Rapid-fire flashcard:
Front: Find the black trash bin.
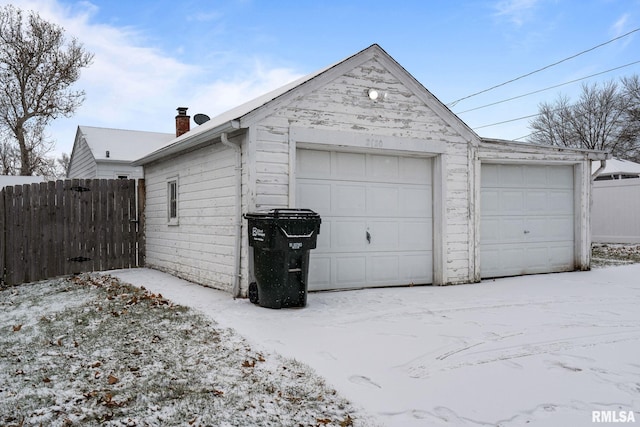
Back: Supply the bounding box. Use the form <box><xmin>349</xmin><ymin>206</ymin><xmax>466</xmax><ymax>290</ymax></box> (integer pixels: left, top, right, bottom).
<box><xmin>245</xmin><ymin>209</ymin><xmax>321</xmax><ymax>309</ymax></box>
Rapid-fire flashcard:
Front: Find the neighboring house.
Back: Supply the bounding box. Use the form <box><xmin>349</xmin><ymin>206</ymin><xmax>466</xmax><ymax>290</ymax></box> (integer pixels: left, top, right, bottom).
<box><xmin>592</xmin><ymin>158</ymin><xmax>640</xmax><ymax>243</ymax></box>
<box><xmin>67</xmin><ymin>126</ymin><xmax>174</xmax><ymax>179</ymax></box>
<box><xmin>0</xmin><ymin>175</ymin><xmax>46</xmax><ymax>189</ymax></box>
<box><xmin>592</xmin><ymin>158</ymin><xmax>640</xmax><ymax>180</ymax></box>
<box><xmin>134</xmin><ymin>44</ymin><xmax>607</xmax><ymax>296</ymax></box>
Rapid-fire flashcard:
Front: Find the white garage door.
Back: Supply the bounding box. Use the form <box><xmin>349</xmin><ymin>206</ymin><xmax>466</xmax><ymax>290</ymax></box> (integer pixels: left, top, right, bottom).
<box><xmin>480</xmin><ymin>164</ymin><xmax>575</xmax><ymax>278</ymax></box>
<box><xmin>296</xmin><ymin>149</ymin><xmax>433</xmax><ymax>291</ymax></box>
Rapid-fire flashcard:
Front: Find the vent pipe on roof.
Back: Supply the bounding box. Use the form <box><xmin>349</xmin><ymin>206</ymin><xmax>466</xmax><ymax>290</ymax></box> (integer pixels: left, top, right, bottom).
<box><xmin>175</xmin><ymin>107</ymin><xmax>190</xmax><ymax>137</ymax></box>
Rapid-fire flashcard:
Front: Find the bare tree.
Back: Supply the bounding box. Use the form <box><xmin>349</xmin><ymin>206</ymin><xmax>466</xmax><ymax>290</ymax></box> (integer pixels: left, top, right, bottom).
<box><xmin>529</xmin><ymin>79</ymin><xmax>640</xmax><ymax>161</ymax></box>
<box><xmin>0</xmin><ymin>5</ymin><xmax>92</xmax><ymax>175</ymax></box>
<box><xmin>619</xmin><ymin>75</ymin><xmax>640</xmax><ymax>162</ymax></box>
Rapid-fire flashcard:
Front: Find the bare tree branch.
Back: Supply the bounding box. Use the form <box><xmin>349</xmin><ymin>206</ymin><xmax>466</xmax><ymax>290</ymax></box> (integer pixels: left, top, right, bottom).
<box><xmin>528</xmin><ymin>77</ymin><xmax>640</xmax><ymax>162</ymax></box>
<box><xmin>0</xmin><ymin>5</ymin><xmax>92</xmax><ymax>175</ymax></box>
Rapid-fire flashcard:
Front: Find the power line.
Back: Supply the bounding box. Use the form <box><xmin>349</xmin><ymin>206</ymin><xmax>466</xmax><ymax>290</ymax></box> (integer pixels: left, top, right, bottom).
<box><xmin>456</xmin><ymin>60</ymin><xmax>640</xmax><ymax>114</ymax></box>
<box><xmin>474</xmin><ymin>113</ymin><xmax>540</xmax><ymax>130</ymax></box>
<box><xmin>446</xmin><ymin>27</ymin><xmax>640</xmax><ymax>108</ymax></box>
<box><xmin>475</xmin><ymin>81</ymin><xmax>640</xmax><ymax>131</ymax></box>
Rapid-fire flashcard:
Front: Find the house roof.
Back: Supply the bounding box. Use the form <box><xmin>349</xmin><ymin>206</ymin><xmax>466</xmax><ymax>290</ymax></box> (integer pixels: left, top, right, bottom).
<box><xmin>78</xmin><ymin>126</ymin><xmax>174</xmax><ymax>162</ymax></box>
<box><xmin>133</xmin><ymin>57</ymin><xmax>341</xmax><ymax>166</ymax></box>
<box><xmin>591</xmin><ymin>158</ymin><xmax>640</xmax><ymax>175</ymax></box>
<box><xmin>480</xmin><ymin>137</ymin><xmax>609</xmax><ymax>160</ymax></box>
<box><xmin>134</xmin><ymin>43</ymin><xmax>476</xmax><ymax>166</ymax></box>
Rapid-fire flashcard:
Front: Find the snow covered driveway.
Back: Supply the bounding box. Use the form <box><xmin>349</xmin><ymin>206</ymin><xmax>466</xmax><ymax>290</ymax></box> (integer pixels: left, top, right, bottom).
<box><xmin>112</xmin><ymin>265</ymin><xmax>640</xmax><ymax>426</ymax></box>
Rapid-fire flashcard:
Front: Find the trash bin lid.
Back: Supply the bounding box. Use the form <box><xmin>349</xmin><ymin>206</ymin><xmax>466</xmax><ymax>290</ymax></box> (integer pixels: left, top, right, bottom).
<box><xmin>245</xmin><ymin>208</ymin><xmax>320</xmax><ymax>219</ymax></box>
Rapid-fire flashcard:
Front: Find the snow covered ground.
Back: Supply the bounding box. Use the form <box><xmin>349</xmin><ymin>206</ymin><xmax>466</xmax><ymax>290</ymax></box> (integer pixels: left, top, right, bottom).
<box><xmin>112</xmin><ymin>265</ymin><xmax>640</xmax><ymax>427</ymax></box>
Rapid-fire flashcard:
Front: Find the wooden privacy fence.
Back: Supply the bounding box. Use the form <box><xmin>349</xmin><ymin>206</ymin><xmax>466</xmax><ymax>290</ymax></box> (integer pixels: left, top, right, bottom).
<box><xmin>0</xmin><ymin>179</ymin><xmax>145</xmax><ymax>286</ymax></box>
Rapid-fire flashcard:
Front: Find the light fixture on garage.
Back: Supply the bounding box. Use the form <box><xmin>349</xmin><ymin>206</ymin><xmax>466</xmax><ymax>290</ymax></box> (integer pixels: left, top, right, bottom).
<box><xmin>368</xmin><ymin>88</ymin><xmax>387</xmax><ymax>102</ymax></box>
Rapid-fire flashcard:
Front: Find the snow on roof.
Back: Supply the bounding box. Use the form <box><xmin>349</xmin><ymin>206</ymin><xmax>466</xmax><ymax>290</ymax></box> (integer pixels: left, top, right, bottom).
<box><xmin>0</xmin><ymin>175</ymin><xmax>46</xmax><ymax>189</ymax></box>
<box><xmin>592</xmin><ymin>158</ymin><xmax>640</xmax><ymax>175</ymax></box>
<box><xmin>135</xmin><ymin>46</ymin><xmax>365</xmax><ymax>165</ymax></box>
<box><xmin>79</xmin><ymin>126</ymin><xmax>174</xmax><ymax>162</ymax></box>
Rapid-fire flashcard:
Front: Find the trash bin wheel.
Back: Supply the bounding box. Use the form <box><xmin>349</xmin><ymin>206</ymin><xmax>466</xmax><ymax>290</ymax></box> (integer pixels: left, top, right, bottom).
<box><xmin>248</xmin><ymin>282</ymin><xmax>259</xmax><ymax>304</ymax></box>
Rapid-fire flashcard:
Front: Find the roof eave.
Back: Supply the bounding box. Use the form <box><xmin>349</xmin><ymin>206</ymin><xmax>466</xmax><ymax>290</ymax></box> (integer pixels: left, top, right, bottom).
<box><xmin>480</xmin><ymin>137</ymin><xmax>610</xmax><ymax>160</ymax></box>
<box><xmin>133</xmin><ymin>120</ymin><xmax>241</xmax><ymax>166</ymax></box>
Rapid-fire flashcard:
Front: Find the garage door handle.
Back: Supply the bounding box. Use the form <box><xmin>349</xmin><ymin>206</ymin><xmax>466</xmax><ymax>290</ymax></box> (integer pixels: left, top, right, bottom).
<box><xmin>366</xmin><ymin>231</ymin><xmax>371</xmax><ymax>244</ymax></box>
<box><xmin>524</xmin><ymin>230</ymin><xmax>530</xmax><ymax>234</ymax></box>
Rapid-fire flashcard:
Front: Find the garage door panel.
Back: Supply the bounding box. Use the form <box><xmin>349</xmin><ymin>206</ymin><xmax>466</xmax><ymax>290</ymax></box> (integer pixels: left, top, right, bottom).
<box><xmin>549</xmin><ymin>244</ymin><xmax>574</xmax><ymax>269</ymax></box>
<box><xmin>500</xmin><ymin>165</ymin><xmax>525</xmax><ymax>187</ymax></box>
<box><xmin>526</xmin><ymin>166</ymin><xmax>548</xmax><ymax>187</ymax></box>
<box><xmin>401</xmin><ymin>186</ymin><xmax>432</xmax><ymax>215</ymax></box>
<box><xmin>548</xmin><ymin>190</ymin><xmax>573</xmax><ymax>213</ymax></box>
<box><xmin>480</xmin><ymin>164</ymin><xmax>575</xmax><ymax>278</ymax></box>
<box><xmin>401</xmin><ymin>157</ymin><xmax>432</xmax><ymax>183</ymax></box>
<box><xmin>297</xmin><ymin>149</ymin><xmax>433</xmax><ymax>290</ymax></box>
<box><xmin>334</xmin><ymin>184</ymin><xmax>366</xmax><ymax>215</ymax></box>
<box><xmin>369</xmin><ymin>155</ymin><xmax>399</xmax><ymax>180</ymax></box>
<box><xmin>501</xmin><ymin>190</ymin><xmax>525</xmax><ymax>212</ymax></box>
<box><xmin>297</xmin><ymin>149</ymin><xmax>331</xmax><ymax>178</ymax></box>
<box><xmin>336</xmin><ymin>256</ymin><xmax>367</xmax><ymax>285</ymax></box>
<box><xmin>308</xmin><ymin>256</ymin><xmax>332</xmax><ymax>287</ymax></box>
<box><xmin>401</xmin><ymin>253</ymin><xmax>433</xmax><ymax>283</ymax></box>
<box><xmin>370</xmin><ymin>256</ymin><xmax>400</xmax><ymax>282</ymax></box>
<box><xmin>335</xmin><ymin>152</ymin><xmax>366</xmax><ymax>179</ymax></box>
<box><xmin>297</xmin><ymin>182</ymin><xmax>331</xmax><ymax>213</ymax></box>
<box><xmin>315</xmin><ymin>220</ymin><xmax>331</xmax><ymax>251</ymax></box>
<box><xmin>526</xmin><ymin>190</ymin><xmax>548</xmax><ymax>212</ymax></box>
<box><xmin>500</xmin><ymin>218</ymin><xmax>527</xmax><ymax>241</ymax></box>
<box><xmin>367</xmin><ymin>185</ymin><xmax>399</xmax><ymax>215</ymax></box>
<box><xmin>333</xmin><ymin>220</ymin><xmax>367</xmax><ymax>251</ymax></box>
<box><xmin>399</xmin><ymin>221</ymin><xmax>432</xmax><ymax>250</ymax></box>
<box><xmin>481</xmin><ymin>190</ymin><xmax>500</xmax><ymax>214</ymax></box>
<box><xmin>481</xmin><ymin>164</ymin><xmax>500</xmax><ymax>186</ymax></box>
<box><xmin>480</xmin><ymin>218</ymin><xmax>501</xmax><ymax>242</ymax></box>
<box><xmin>548</xmin><ymin>166</ymin><xmax>574</xmax><ymax>188</ymax></box>
<box><xmin>546</xmin><ymin>217</ymin><xmax>574</xmax><ymax>240</ymax></box>
<box><xmin>368</xmin><ymin>221</ymin><xmax>399</xmax><ymax>249</ymax></box>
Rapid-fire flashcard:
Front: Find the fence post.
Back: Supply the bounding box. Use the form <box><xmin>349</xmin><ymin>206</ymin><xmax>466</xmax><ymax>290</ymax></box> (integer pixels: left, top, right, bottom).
<box><xmin>0</xmin><ymin>188</ymin><xmax>5</xmax><ymax>285</ymax></box>
<box><xmin>137</xmin><ymin>179</ymin><xmax>146</xmax><ymax>267</ymax></box>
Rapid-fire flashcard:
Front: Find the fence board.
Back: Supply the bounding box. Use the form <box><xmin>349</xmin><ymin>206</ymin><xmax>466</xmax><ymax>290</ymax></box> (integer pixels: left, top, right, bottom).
<box><xmin>0</xmin><ymin>188</ymin><xmax>5</xmax><ymax>282</ymax></box>
<box><xmin>0</xmin><ymin>178</ymin><xmax>144</xmax><ymax>286</ymax></box>
<box><xmin>137</xmin><ymin>179</ymin><xmax>146</xmax><ymax>267</ymax></box>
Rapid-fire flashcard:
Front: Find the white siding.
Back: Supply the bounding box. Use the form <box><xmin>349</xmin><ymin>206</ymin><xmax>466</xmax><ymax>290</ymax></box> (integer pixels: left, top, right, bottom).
<box><xmin>249</xmin><ymin>57</ymin><xmax>472</xmax><ymax>285</ymax></box>
<box><xmin>592</xmin><ymin>179</ymin><xmax>640</xmax><ymax>243</ymax></box>
<box><xmin>96</xmin><ymin>162</ymin><xmax>144</xmax><ymax>179</ymax></box>
<box><xmin>144</xmin><ymin>140</ymin><xmax>239</xmax><ymax>291</ymax></box>
<box><xmin>68</xmin><ymin>137</ymin><xmax>97</xmax><ymax>178</ymax></box>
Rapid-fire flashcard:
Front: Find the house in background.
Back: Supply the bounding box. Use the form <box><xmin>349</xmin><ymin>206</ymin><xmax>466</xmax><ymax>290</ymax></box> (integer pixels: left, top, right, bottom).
<box><xmin>592</xmin><ymin>158</ymin><xmax>640</xmax><ymax>243</ymax></box>
<box><xmin>67</xmin><ymin>126</ymin><xmax>174</xmax><ymax>179</ymax></box>
<box><xmin>134</xmin><ymin>44</ymin><xmax>607</xmax><ymax>297</ymax></box>
<box><xmin>592</xmin><ymin>158</ymin><xmax>640</xmax><ymax>181</ymax></box>
<box><xmin>0</xmin><ymin>175</ymin><xmax>46</xmax><ymax>189</ymax></box>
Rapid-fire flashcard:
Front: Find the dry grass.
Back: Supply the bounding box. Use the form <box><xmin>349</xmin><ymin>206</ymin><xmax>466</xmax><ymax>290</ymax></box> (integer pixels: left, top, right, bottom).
<box><xmin>0</xmin><ymin>274</ymin><xmax>364</xmax><ymax>426</ymax></box>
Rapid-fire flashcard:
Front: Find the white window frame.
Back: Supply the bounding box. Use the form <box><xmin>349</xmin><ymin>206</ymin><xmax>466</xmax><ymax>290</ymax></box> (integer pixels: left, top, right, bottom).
<box><xmin>167</xmin><ymin>176</ymin><xmax>179</xmax><ymax>226</ymax></box>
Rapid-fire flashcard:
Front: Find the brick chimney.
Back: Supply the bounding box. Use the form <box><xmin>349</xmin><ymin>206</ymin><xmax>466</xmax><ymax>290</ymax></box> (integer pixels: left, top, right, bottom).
<box><xmin>175</xmin><ymin>107</ymin><xmax>190</xmax><ymax>137</ymax></box>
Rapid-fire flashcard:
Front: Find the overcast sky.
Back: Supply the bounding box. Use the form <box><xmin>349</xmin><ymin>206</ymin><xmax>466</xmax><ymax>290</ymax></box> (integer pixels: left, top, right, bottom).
<box><xmin>5</xmin><ymin>0</ymin><xmax>640</xmax><ymax>158</ymax></box>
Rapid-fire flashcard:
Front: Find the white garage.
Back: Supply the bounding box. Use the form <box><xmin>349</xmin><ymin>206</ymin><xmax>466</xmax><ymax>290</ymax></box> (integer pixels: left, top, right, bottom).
<box><xmin>480</xmin><ymin>163</ymin><xmax>575</xmax><ymax>278</ymax></box>
<box><xmin>295</xmin><ymin>149</ymin><xmax>433</xmax><ymax>290</ymax></box>
<box><xmin>135</xmin><ymin>44</ymin><xmax>608</xmax><ymax>297</ymax></box>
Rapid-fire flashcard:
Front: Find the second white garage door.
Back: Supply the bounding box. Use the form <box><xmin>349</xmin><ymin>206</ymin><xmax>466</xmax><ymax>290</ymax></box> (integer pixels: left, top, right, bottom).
<box><xmin>480</xmin><ymin>164</ymin><xmax>575</xmax><ymax>278</ymax></box>
<box><xmin>296</xmin><ymin>149</ymin><xmax>433</xmax><ymax>291</ymax></box>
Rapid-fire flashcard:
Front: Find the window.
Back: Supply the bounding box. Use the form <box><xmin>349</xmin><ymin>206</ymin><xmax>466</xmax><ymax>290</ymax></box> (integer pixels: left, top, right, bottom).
<box><xmin>167</xmin><ymin>178</ymin><xmax>178</xmax><ymax>225</ymax></box>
